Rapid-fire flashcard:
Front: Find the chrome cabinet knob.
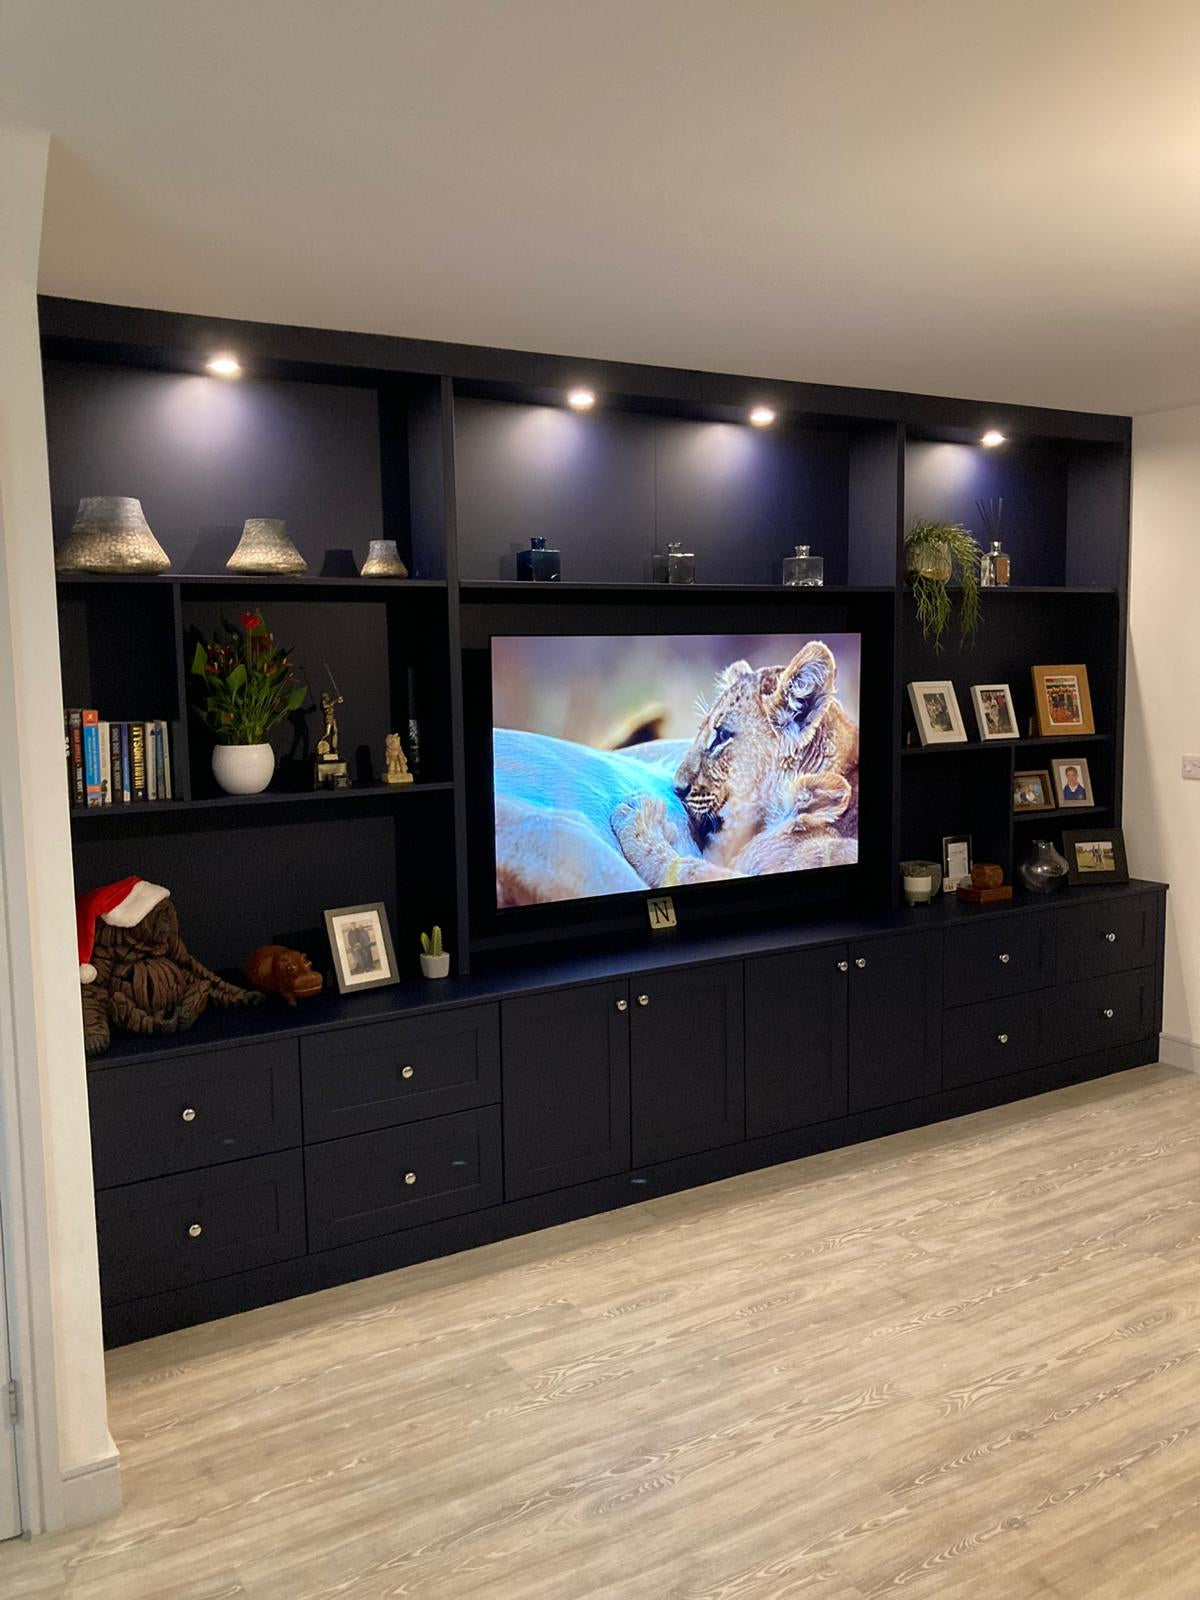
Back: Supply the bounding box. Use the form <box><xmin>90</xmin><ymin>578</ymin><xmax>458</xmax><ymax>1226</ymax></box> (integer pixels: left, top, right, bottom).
<box><xmin>401</xmin><ymin>1064</ymin><xmax>414</xmax><ymax>1079</ymax></box>
<box><xmin>181</xmin><ymin>1107</ymin><xmax>197</xmax><ymax>1122</ymax></box>
<box><xmin>637</xmin><ymin>993</ymin><xmax>650</xmax><ymax>1006</ymax></box>
<box><xmin>1105</xmin><ymin>932</ymin><xmax>1117</xmax><ymax>943</ymax></box>
<box><xmin>187</xmin><ymin>1223</ymin><xmax>203</xmax><ymax>1238</ymax></box>
<box><xmin>1102</xmin><ymin>1007</ymin><xmax>1114</xmax><ymax>1019</ymax></box>
<box><xmin>404</xmin><ymin>1171</ymin><xmax>417</xmax><ymax>1186</ymax></box>
<box><xmin>997</xmin><ymin>1033</ymin><xmax>1009</xmax><ymax>1044</ymax></box>
<box><xmin>998</xmin><ymin>953</ymin><xmax>1010</xmax><ymax>965</ymax></box>
<box><xmin>854</xmin><ymin>958</ymin><xmax>867</xmax><ymax>970</ymax></box>
<box><xmin>837</xmin><ymin>960</ymin><xmax>849</xmax><ymax>972</ymax></box>
<box><xmin>616</xmin><ymin>999</ymin><xmax>628</xmax><ymax>1012</ymax></box>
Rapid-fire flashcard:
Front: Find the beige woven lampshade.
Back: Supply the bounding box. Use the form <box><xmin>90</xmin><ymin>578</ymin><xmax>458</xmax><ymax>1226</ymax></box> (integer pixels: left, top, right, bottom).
<box><xmin>226</xmin><ymin>518</ymin><xmax>308</xmax><ymax>575</ymax></box>
<box><xmin>54</xmin><ymin>497</ymin><xmax>171</xmax><ymax>574</ymax></box>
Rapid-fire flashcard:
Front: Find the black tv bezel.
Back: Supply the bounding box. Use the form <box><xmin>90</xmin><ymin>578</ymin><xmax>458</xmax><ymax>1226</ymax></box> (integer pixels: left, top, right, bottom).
<box><xmin>461</xmin><ymin>591</ymin><xmax>895</xmax><ymax>955</ymax></box>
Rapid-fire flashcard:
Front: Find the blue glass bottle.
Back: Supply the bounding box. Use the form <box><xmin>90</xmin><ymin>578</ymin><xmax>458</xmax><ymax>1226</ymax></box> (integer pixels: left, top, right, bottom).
<box><xmin>516</xmin><ymin>537</ymin><xmax>562</xmax><ymax>582</ymax></box>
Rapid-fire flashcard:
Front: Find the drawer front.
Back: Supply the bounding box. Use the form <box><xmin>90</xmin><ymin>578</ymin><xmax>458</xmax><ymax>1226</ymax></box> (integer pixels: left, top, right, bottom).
<box><xmin>305</xmin><ymin>1106</ymin><xmax>502</xmax><ymax>1251</ymax></box>
<box><xmin>95</xmin><ymin>1150</ymin><xmax>306</xmax><ymax>1303</ymax></box>
<box><xmin>943</xmin><ymin>991</ymin><xmax>1053</xmax><ymax>1088</ymax></box>
<box><xmin>1055</xmin><ymin>895</ymin><xmax>1159</xmax><ymax>983</ymax></box>
<box><xmin>943</xmin><ymin>917</ymin><xmax>1052</xmax><ymax>1007</ymax></box>
<box><xmin>301</xmin><ymin>1005</ymin><xmax>500</xmax><ymax>1141</ymax></box>
<box><xmin>1053</xmin><ymin>967</ymin><xmax>1157</xmax><ymax>1059</ymax></box>
<box><xmin>89</xmin><ymin>1039</ymin><xmax>301</xmax><ymax>1188</ymax></box>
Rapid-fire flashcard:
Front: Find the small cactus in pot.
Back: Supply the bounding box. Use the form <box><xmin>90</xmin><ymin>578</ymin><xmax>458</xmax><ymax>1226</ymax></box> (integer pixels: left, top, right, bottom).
<box><xmin>419</xmin><ymin>925</ymin><xmax>450</xmax><ymax>979</ymax></box>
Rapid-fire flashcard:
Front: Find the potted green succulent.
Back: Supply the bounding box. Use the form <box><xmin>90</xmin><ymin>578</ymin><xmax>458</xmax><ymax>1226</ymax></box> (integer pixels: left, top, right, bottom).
<box><xmin>190</xmin><ymin>610</ymin><xmax>306</xmax><ymax>794</ymax></box>
<box><xmin>904</xmin><ymin>519</ymin><xmax>983</xmax><ymax>651</ymax></box>
<box><xmin>419</xmin><ymin>925</ymin><xmax>450</xmax><ymax>979</ymax></box>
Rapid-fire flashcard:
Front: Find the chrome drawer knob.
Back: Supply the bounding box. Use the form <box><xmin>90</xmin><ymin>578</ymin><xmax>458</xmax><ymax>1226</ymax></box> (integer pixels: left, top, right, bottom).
<box><xmin>616</xmin><ymin>999</ymin><xmax>629</xmax><ymax>1012</ymax></box>
<box><xmin>401</xmin><ymin>1065</ymin><xmax>414</xmax><ymax>1079</ymax></box>
<box><xmin>998</xmin><ymin>953</ymin><xmax>1010</xmax><ymax>965</ymax></box>
<box><xmin>181</xmin><ymin>1107</ymin><xmax>197</xmax><ymax>1122</ymax></box>
<box><xmin>187</xmin><ymin>1223</ymin><xmax>203</xmax><ymax>1239</ymax></box>
<box><xmin>997</xmin><ymin>1033</ymin><xmax>1009</xmax><ymax>1044</ymax></box>
<box><xmin>404</xmin><ymin>1171</ymin><xmax>417</xmax><ymax>1186</ymax></box>
<box><xmin>637</xmin><ymin>993</ymin><xmax>650</xmax><ymax>1006</ymax></box>
<box><xmin>1103</xmin><ymin>1007</ymin><xmax>1115</xmax><ymax>1019</ymax></box>
<box><xmin>837</xmin><ymin>960</ymin><xmax>849</xmax><ymax>972</ymax></box>
<box><xmin>855</xmin><ymin>958</ymin><xmax>867</xmax><ymax>970</ymax></box>
<box><xmin>1105</xmin><ymin>932</ymin><xmax>1117</xmax><ymax>943</ymax></box>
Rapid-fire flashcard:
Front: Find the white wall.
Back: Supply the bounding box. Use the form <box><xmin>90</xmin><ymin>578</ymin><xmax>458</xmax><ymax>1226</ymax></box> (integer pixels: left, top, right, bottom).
<box><xmin>0</xmin><ymin>126</ymin><xmax>119</xmax><ymax>1528</ymax></box>
<box><xmin>1127</xmin><ymin>405</ymin><xmax>1200</xmax><ymax>1070</ymax></box>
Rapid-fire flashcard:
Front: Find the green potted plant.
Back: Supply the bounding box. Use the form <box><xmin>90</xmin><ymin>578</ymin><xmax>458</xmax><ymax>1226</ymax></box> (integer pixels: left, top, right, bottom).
<box><xmin>419</xmin><ymin>925</ymin><xmax>450</xmax><ymax>979</ymax></box>
<box><xmin>904</xmin><ymin>519</ymin><xmax>983</xmax><ymax>651</ymax></box>
<box><xmin>190</xmin><ymin>610</ymin><xmax>306</xmax><ymax>794</ymax></box>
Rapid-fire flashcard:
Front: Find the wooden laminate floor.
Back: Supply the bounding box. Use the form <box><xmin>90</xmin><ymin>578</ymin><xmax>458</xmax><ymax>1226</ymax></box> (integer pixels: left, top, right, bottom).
<box><xmin>7</xmin><ymin>1063</ymin><xmax>1200</xmax><ymax>1599</ymax></box>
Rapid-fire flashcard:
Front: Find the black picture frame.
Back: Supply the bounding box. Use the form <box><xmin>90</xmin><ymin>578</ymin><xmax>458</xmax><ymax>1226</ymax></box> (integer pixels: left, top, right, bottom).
<box><xmin>1061</xmin><ymin>827</ymin><xmax>1129</xmax><ymax>886</ymax></box>
<box><xmin>941</xmin><ymin>833</ymin><xmax>972</xmax><ymax>893</ymax></box>
<box><xmin>324</xmin><ymin>901</ymin><xmax>400</xmax><ymax>994</ymax></box>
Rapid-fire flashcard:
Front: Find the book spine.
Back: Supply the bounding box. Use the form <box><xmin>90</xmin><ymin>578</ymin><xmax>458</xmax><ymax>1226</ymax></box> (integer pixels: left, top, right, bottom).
<box><xmin>159</xmin><ymin>721</ymin><xmax>173</xmax><ymax>799</ymax></box>
<box><xmin>144</xmin><ymin>722</ymin><xmax>157</xmax><ymax>801</ymax></box>
<box><xmin>118</xmin><ymin>723</ymin><xmax>133</xmax><ymax>804</ymax></box>
<box><xmin>82</xmin><ymin>711</ymin><xmax>102</xmax><ymax>807</ymax></box>
<box><xmin>97</xmin><ymin>721</ymin><xmax>111</xmax><ymax>804</ymax></box>
<box><xmin>153</xmin><ymin>722</ymin><xmax>167</xmax><ymax>801</ymax></box>
<box><xmin>130</xmin><ymin>722</ymin><xmax>148</xmax><ymax>802</ymax></box>
<box><xmin>109</xmin><ymin>722</ymin><xmax>125</xmax><ymax>803</ymax></box>
<box><xmin>67</xmin><ymin>709</ymin><xmax>84</xmax><ymax>807</ymax></box>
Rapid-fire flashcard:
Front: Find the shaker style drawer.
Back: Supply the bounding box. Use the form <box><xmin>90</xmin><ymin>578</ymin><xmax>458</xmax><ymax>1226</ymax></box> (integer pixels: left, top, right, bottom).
<box><xmin>1055</xmin><ymin>895</ymin><xmax>1159</xmax><ymax>983</ymax></box>
<box><xmin>89</xmin><ymin>1039</ymin><xmax>301</xmax><ymax>1188</ymax></box>
<box><xmin>1052</xmin><ymin>967</ymin><xmax>1157</xmax><ymax>1059</ymax></box>
<box><xmin>943</xmin><ymin>917</ymin><xmax>1052</xmax><ymax>1007</ymax></box>
<box><xmin>301</xmin><ymin>1005</ymin><xmax>500</xmax><ymax>1141</ymax></box>
<box><xmin>95</xmin><ymin>1150</ymin><xmax>306</xmax><ymax>1303</ymax></box>
<box><xmin>305</xmin><ymin>1106</ymin><xmax>502</xmax><ymax>1251</ymax></box>
<box><xmin>943</xmin><ymin>992</ymin><xmax>1054</xmax><ymax>1088</ymax></box>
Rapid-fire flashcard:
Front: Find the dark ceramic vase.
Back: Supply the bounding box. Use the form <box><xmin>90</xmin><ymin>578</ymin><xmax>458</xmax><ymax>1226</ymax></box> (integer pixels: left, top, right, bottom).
<box><xmin>1019</xmin><ymin>837</ymin><xmax>1069</xmax><ymax>893</ymax></box>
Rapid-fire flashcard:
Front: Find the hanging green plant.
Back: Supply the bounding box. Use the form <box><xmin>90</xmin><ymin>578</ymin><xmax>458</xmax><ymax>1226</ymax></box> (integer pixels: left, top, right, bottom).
<box><xmin>904</xmin><ymin>519</ymin><xmax>983</xmax><ymax>652</ymax></box>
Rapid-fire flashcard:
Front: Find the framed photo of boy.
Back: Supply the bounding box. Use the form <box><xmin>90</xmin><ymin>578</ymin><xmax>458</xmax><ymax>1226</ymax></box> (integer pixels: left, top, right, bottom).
<box><xmin>1052</xmin><ymin>757</ymin><xmax>1094</xmax><ymax>807</ymax></box>
<box><xmin>908</xmin><ymin>680</ymin><xmax>967</xmax><ymax>746</ymax></box>
<box><xmin>1031</xmin><ymin>664</ymin><xmax>1095</xmax><ymax>737</ymax></box>
<box><xmin>1062</xmin><ymin>827</ymin><xmax>1129</xmax><ymax>885</ymax></box>
<box><xmin>1013</xmin><ymin>770</ymin><xmax>1054</xmax><ymax>812</ymax></box>
<box><xmin>970</xmin><ymin>682</ymin><xmax>1019</xmax><ymax>741</ymax></box>
<box><xmin>324</xmin><ymin>902</ymin><xmax>399</xmax><ymax>994</ymax></box>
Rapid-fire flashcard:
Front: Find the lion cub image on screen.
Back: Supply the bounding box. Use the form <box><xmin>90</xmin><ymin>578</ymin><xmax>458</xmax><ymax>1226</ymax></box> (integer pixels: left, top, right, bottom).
<box><xmin>492</xmin><ymin>632</ymin><xmax>861</xmax><ymax>908</ymax></box>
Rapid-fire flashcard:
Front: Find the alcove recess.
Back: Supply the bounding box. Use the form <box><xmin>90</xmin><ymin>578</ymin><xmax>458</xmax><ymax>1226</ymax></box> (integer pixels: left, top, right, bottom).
<box><xmin>43</xmin><ymin>296</ymin><xmax>1130</xmax><ymax>982</ymax></box>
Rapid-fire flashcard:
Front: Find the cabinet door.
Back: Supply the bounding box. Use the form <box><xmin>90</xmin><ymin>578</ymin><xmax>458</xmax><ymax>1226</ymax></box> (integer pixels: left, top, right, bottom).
<box><xmin>502</xmin><ymin>982</ymin><xmax>631</xmax><ymax>1200</ymax></box>
<box><xmin>745</xmin><ymin>947</ymin><xmax>848</xmax><ymax>1137</ymax></box>
<box><xmin>848</xmin><ymin>932</ymin><xmax>941</xmax><ymax>1112</ymax></box>
<box><xmin>631</xmin><ymin>963</ymin><xmax>744</xmax><ymax>1166</ymax></box>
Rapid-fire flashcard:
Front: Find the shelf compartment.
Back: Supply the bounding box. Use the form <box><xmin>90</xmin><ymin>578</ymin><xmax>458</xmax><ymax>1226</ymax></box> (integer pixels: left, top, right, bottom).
<box><xmin>69</xmin><ymin>780</ymin><xmax>454</xmax><ymax>822</ymax></box>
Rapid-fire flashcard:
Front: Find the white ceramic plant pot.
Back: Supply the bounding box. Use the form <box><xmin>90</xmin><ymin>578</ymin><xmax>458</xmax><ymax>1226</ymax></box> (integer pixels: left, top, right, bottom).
<box><xmin>420</xmin><ymin>953</ymin><xmax>451</xmax><ymax>979</ymax></box>
<box><xmin>212</xmin><ymin>742</ymin><xmax>275</xmax><ymax>795</ymax></box>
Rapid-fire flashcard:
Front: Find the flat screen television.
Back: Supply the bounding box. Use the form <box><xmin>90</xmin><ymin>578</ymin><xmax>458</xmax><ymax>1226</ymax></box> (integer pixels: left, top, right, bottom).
<box><xmin>491</xmin><ymin>631</ymin><xmax>861</xmax><ymax>910</ymax></box>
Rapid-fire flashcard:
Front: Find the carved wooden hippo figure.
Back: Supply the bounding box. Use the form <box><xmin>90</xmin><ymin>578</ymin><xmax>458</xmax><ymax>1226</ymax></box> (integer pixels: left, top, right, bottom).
<box><xmin>245</xmin><ymin>945</ymin><xmax>324</xmax><ymax>1006</ymax></box>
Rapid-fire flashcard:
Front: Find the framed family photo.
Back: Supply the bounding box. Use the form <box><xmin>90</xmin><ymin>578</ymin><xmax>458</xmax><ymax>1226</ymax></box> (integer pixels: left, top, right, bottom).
<box><xmin>970</xmin><ymin>682</ymin><xmax>1019</xmax><ymax>741</ymax></box>
<box><xmin>1052</xmin><ymin>757</ymin><xmax>1094</xmax><ymax>807</ymax></box>
<box><xmin>1013</xmin><ymin>769</ymin><xmax>1054</xmax><ymax>812</ymax></box>
<box><xmin>908</xmin><ymin>680</ymin><xmax>967</xmax><ymax>746</ymax></box>
<box><xmin>1062</xmin><ymin>827</ymin><xmax>1129</xmax><ymax>885</ymax></box>
<box><xmin>324</xmin><ymin>902</ymin><xmax>399</xmax><ymax>994</ymax></box>
<box><xmin>1031</xmin><ymin>664</ymin><xmax>1095</xmax><ymax>737</ymax></box>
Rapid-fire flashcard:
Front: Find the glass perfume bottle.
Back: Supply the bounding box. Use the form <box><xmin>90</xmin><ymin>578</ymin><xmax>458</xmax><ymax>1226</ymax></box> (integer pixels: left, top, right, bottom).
<box><xmin>979</xmin><ymin>540</ymin><xmax>1011</xmax><ymax>587</ymax></box>
<box><xmin>782</xmin><ymin>544</ymin><xmax>824</xmax><ymax>587</ymax></box>
<box><xmin>516</xmin><ymin>536</ymin><xmax>561</xmax><ymax>582</ymax></box>
<box><xmin>652</xmin><ymin>542</ymin><xmax>696</xmax><ymax>585</ymax></box>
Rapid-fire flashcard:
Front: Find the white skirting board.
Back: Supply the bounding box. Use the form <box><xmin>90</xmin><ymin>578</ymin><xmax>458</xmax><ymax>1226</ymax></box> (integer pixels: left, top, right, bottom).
<box><xmin>1159</xmin><ymin>1034</ymin><xmax>1200</xmax><ymax>1074</ymax></box>
<box><xmin>59</xmin><ymin>1448</ymin><xmax>121</xmax><ymax>1528</ymax></box>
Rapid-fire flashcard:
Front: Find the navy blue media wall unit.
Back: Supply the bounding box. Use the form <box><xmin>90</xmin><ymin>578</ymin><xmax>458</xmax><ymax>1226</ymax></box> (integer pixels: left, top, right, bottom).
<box><xmin>41</xmin><ymin>297</ymin><xmax>1165</xmax><ymax>1346</ymax></box>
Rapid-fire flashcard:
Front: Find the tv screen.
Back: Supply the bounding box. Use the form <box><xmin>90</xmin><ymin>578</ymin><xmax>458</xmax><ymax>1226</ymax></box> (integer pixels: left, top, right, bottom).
<box><xmin>492</xmin><ymin>632</ymin><xmax>861</xmax><ymax>909</ymax></box>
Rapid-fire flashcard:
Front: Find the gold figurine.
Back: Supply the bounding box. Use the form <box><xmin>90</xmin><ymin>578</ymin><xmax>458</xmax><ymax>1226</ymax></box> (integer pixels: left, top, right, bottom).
<box><xmin>314</xmin><ymin>684</ymin><xmax>350</xmax><ymax>788</ymax></box>
<box><xmin>382</xmin><ymin>732</ymin><xmax>413</xmax><ymax>784</ymax></box>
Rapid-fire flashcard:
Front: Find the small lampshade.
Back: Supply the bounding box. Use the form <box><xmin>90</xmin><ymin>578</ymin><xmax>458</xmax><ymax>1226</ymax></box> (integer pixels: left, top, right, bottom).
<box><xmin>226</xmin><ymin>519</ymin><xmax>308</xmax><ymax>575</ymax></box>
<box><xmin>55</xmin><ymin>497</ymin><xmax>171</xmax><ymax>575</ymax></box>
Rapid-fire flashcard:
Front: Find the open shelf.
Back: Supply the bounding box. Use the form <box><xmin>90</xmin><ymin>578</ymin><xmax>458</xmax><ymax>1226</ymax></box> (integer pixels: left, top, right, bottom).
<box><xmin>56</xmin><ymin>574</ymin><xmax>448</xmax><ymax>589</ymax></box>
<box><xmin>69</xmin><ymin>780</ymin><xmax>454</xmax><ymax>821</ymax></box>
<box><xmin>1012</xmin><ymin>803</ymin><xmax>1110</xmax><ymax>823</ymax></box>
<box><xmin>460</xmin><ymin>580</ymin><xmax>895</xmax><ymax>599</ymax></box>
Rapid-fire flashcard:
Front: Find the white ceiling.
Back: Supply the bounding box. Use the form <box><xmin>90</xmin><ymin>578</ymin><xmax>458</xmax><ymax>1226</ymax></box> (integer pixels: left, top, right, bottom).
<box><xmin>3</xmin><ymin>0</ymin><xmax>1199</xmax><ymax>415</ymax></box>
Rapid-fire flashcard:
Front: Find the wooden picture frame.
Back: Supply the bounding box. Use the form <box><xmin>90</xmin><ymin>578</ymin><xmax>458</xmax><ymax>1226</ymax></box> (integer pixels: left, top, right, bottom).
<box><xmin>1051</xmin><ymin>756</ymin><xmax>1095</xmax><ymax>808</ymax></box>
<box><xmin>1062</xmin><ymin>827</ymin><xmax>1129</xmax><ymax>885</ymax></box>
<box><xmin>970</xmin><ymin>682</ymin><xmax>1019</xmax><ymax>741</ymax></box>
<box><xmin>1031</xmin><ymin>664</ymin><xmax>1095</xmax><ymax>737</ymax></box>
<box><xmin>908</xmin><ymin>680</ymin><xmax>967</xmax><ymax>746</ymax></box>
<box><xmin>1013</xmin><ymin>769</ymin><xmax>1054</xmax><ymax>812</ymax></box>
<box><xmin>324</xmin><ymin>901</ymin><xmax>399</xmax><ymax>994</ymax></box>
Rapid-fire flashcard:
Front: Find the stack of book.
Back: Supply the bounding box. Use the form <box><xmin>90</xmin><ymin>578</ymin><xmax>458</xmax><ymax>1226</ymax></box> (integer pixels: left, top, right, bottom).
<box><xmin>65</xmin><ymin>710</ymin><xmax>174</xmax><ymax>808</ymax></box>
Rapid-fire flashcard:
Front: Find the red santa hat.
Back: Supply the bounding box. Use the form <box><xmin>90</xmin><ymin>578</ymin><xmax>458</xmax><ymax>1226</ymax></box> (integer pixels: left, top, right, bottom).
<box><xmin>77</xmin><ymin>876</ymin><xmax>170</xmax><ymax>984</ymax></box>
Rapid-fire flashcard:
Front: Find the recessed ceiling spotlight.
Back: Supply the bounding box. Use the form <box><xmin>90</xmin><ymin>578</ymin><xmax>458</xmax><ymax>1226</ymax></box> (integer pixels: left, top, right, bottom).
<box><xmin>567</xmin><ymin>387</ymin><xmax>596</xmax><ymax>410</ymax></box>
<box><xmin>749</xmin><ymin>405</ymin><xmax>776</xmax><ymax>427</ymax></box>
<box><xmin>207</xmin><ymin>354</ymin><xmax>242</xmax><ymax>377</ymax></box>
<box><xmin>980</xmin><ymin>429</ymin><xmax>1006</xmax><ymax>447</ymax></box>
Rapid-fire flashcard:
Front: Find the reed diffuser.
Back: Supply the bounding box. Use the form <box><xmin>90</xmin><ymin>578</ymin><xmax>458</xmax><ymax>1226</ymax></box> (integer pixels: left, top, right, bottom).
<box><xmin>977</xmin><ymin>498</ymin><xmax>1011</xmax><ymax>587</ymax></box>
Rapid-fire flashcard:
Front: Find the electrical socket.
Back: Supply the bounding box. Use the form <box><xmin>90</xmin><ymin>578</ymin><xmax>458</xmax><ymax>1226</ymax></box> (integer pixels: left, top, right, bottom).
<box><xmin>1183</xmin><ymin>756</ymin><xmax>1200</xmax><ymax>781</ymax></box>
